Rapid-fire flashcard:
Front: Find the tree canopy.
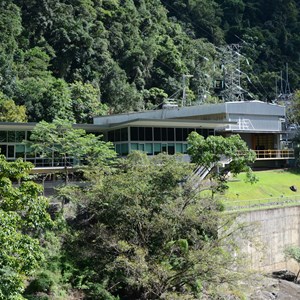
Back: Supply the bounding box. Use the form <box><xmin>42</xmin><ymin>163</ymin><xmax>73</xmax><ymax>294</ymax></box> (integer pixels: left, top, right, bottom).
<box><xmin>0</xmin><ymin>155</ymin><xmax>52</xmax><ymax>298</ymax></box>
<box><xmin>187</xmin><ymin>132</ymin><xmax>257</xmax><ymax>192</ymax></box>
<box><xmin>61</xmin><ymin>152</ymin><xmax>248</xmax><ymax>299</ymax></box>
<box><xmin>0</xmin><ymin>0</ymin><xmax>298</xmax><ymax>120</ymax></box>
<box><xmin>28</xmin><ymin>119</ymin><xmax>116</xmax><ymax>181</ymax></box>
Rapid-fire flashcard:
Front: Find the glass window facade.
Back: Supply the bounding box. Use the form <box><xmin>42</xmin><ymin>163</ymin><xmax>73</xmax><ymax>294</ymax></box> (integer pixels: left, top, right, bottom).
<box><xmin>0</xmin><ymin>126</ymin><xmax>215</xmax><ymax>162</ymax></box>
<box><xmin>0</xmin><ymin>130</ymin><xmax>31</xmax><ymax>160</ymax></box>
<box><xmin>107</xmin><ymin>128</ymin><xmax>128</xmax><ymax>142</ymax></box>
<box><xmin>0</xmin><ymin>130</ymin><xmax>78</xmax><ymax>167</ymax></box>
<box><xmin>109</xmin><ymin>126</ymin><xmax>215</xmax><ymax>156</ymax></box>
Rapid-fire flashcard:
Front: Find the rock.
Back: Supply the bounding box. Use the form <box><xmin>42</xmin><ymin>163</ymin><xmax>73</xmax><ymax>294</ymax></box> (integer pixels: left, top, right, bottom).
<box><xmin>272</xmin><ymin>270</ymin><xmax>296</xmax><ymax>282</ymax></box>
<box><xmin>249</xmin><ymin>275</ymin><xmax>300</xmax><ymax>300</ymax></box>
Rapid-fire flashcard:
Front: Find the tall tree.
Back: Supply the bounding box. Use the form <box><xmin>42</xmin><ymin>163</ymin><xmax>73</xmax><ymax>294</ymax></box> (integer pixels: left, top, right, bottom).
<box><xmin>29</xmin><ymin>119</ymin><xmax>116</xmax><ymax>182</ymax></box>
<box><xmin>0</xmin><ymin>156</ymin><xmax>52</xmax><ymax>298</ymax></box>
<box><xmin>70</xmin><ymin>81</ymin><xmax>108</xmax><ymax>124</ymax></box>
<box><xmin>187</xmin><ymin>132</ymin><xmax>257</xmax><ymax>193</ymax></box>
<box><xmin>15</xmin><ymin>76</ymin><xmax>74</xmax><ymax>122</ymax></box>
<box><xmin>62</xmin><ymin>150</ymin><xmax>254</xmax><ymax>299</ymax></box>
<box><xmin>0</xmin><ymin>92</ymin><xmax>27</xmax><ymax>122</ymax></box>
<box><xmin>0</xmin><ymin>0</ymin><xmax>22</xmax><ymax>95</ymax></box>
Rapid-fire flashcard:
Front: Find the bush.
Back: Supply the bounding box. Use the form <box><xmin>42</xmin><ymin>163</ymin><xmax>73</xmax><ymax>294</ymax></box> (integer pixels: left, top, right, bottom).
<box><xmin>25</xmin><ymin>272</ymin><xmax>54</xmax><ymax>294</ymax></box>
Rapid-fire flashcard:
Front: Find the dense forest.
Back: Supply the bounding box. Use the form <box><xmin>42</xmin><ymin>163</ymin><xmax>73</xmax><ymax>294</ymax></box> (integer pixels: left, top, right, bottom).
<box><xmin>1</xmin><ymin>0</ymin><xmax>300</xmax><ymax>123</ymax></box>
<box><xmin>1</xmin><ymin>1</ymin><xmax>299</xmax><ymax>299</ymax></box>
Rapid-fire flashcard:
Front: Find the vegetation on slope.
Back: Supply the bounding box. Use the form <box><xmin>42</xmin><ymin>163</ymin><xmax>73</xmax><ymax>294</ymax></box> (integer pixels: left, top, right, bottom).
<box><xmin>0</xmin><ymin>0</ymin><xmax>300</xmax><ymax>122</ymax></box>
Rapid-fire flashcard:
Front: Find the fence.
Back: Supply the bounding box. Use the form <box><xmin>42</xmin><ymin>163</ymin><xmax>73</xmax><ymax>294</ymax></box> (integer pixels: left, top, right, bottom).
<box><xmin>224</xmin><ymin>195</ymin><xmax>300</xmax><ymax>211</ymax></box>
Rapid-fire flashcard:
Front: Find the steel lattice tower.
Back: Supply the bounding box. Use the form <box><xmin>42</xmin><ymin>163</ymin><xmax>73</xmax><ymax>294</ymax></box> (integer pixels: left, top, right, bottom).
<box><xmin>219</xmin><ymin>44</ymin><xmax>244</xmax><ymax>102</ymax></box>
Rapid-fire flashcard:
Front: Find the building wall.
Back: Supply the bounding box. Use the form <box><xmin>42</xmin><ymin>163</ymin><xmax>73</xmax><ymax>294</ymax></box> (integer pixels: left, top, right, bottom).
<box><xmin>94</xmin><ymin>101</ymin><xmax>285</xmax><ymax>127</ymax></box>
<box><xmin>228</xmin><ymin>114</ymin><xmax>283</xmax><ymax>132</ymax></box>
<box><xmin>236</xmin><ymin>206</ymin><xmax>300</xmax><ymax>273</ymax></box>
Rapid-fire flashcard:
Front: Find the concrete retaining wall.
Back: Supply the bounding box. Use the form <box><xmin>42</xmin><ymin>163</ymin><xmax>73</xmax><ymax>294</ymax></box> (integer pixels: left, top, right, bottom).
<box><xmin>236</xmin><ymin>206</ymin><xmax>300</xmax><ymax>273</ymax></box>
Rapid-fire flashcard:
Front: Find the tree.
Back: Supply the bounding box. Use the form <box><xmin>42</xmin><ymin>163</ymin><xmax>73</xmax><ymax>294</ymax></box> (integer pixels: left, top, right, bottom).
<box><xmin>0</xmin><ymin>0</ymin><xmax>22</xmax><ymax>95</ymax></box>
<box><xmin>287</xmin><ymin>90</ymin><xmax>300</xmax><ymax>125</ymax></box>
<box><xmin>0</xmin><ymin>92</ymin><xmax>27</xmax><ymax>122</ymax></box>
<box><xmin>187</xmin><ymin>132</ymin><xmax>257</xmax><ymax>193</ymax></box>
<box><xmin>28</xmin><ymin>119</ymin><xmax>116</xmax><ymax>182</ymax></box>
<box><xmin>284</xmin><ymin>246</ymin><xmax>300</xmax><ymax>282</ymax></box>
<box><xmin>0</xmin><ymin>155</ymin><xmax>52</xmax><ymax>298</ymax></box>
<box><xmin>69</xmin><ymin>81</ymin><xmax>108</xmax><ymax>123</ymax></box>
<box><xmin>62</xmin><ymin>152</ymin><xmax>252</xmax><ymax>299</ymax></box>
<box><xmin>15</xmin><ymin>76</ymin><xmax>74</xmax><ymax>122</ymax></box>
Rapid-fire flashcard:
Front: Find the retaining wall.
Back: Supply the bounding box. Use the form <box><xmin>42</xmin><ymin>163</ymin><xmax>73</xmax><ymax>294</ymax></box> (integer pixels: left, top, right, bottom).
<box><xmin>237</xmin><ymin>206</ymin><xmax>300</xmax><ymax>273</ymax></box>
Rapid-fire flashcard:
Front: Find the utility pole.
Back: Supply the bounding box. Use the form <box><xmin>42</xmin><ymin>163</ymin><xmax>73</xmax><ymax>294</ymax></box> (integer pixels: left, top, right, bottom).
<box><xmin>182</xmin><ymin>74</ymin><xmax>193</xmax><ymax>106</ymax></box>
<box><xmin>285</xmin><ymin>63</ymin><xmax>291</xmax><ymax>96</ymax></box>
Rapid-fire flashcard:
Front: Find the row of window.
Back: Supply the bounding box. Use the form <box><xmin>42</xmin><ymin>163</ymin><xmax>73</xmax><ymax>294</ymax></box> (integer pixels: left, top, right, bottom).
<box><xmin>108</xmin><ymin>127</ymin><xmax>215</xmax><ymax>142</ymax></box>
<box><xmin>0</xmin><ymin>144</ymin><xmax>30</xmax><ymax>158</ymax></box>
<box><xmin>115</xmin><ymin>143</ymin><xmax>189</xmax><ymax>156</ymax></box>
<box><xmin>0</xmin><ymin>144</ymin><xmax>78</xmax><ymax>167</ymax></box>
<box><xmin>0</xmin><ymin>142</ymin><xmax>188</xmax><ymax>160</ymax></box>
<box><xmin>0</xmin><ymin>131</ymin><xmax>29</xmax><ymax>143</ymax></box>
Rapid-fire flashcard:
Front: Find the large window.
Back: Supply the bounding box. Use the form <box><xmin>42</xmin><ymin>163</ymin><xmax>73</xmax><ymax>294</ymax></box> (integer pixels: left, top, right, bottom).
<box><xmin>130</xmin><ymin>142</ymin><xmax>188</xmax><ymax>155</ymax></box>
<box><xmin>0</xmin><ymin>130</ymin><xmax>29</xmax><ymax>159</ymax></box>
<box><xmin>176</xmin><ymin>128</ymin><xmax>183</xmax><ymax>141</ymax></box>
<box><xmin>107</xmin><ymin>128</ymin><xmax>128</xmax><ymax>142</ymax></box>
<box><xmin>130</xmin><ymin>127</ymin><xmax>152</xmax><ymax>141</ymax></box>
<box><xmin>130</xmin><ymin>127</ymin><xmax>139</xmax><ymax>140</ymax></box>
<box><xmin>115</xmin><ymin>143</ymin><xmax>129</xmax><ymax>156</ymax></box>
<box><xmin>154</xmin><ymin>128</ymin><xmax>161</xmax><ymax>141</ymax></box>
<box><xmin>145</xmin><ymin>127</ymin><xmax>152</xmax><ymax>141</ymax></box>
<box><xmin>167</xmin><ymin>128</ymin><xmax>174</xmax><ymax>141</ymax></box>
<box><xmin>0</xmin><ymin>131</ymin><xmax>6</xmax><ymax>142</ymax></box>
<box><xmin>129</xmin><ymin>126</ymin><xmax>214</xmax><ymax>142</ymax></box>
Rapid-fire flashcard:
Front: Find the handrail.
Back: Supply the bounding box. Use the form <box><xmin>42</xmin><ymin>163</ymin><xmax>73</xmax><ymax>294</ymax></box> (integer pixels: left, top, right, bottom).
<box><xmin>254</xmin><ymin>149</ymin><xmax>294</xmax><ymax>160</ymax></box>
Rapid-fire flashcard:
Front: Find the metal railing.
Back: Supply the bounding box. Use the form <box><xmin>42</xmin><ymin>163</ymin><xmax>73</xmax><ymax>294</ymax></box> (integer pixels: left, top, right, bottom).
<box><xmin>254</xmin><ymin>149</ymin><xmax>294</xmax><ymax>160</ymax></box>
<box><xmin>224</xmin><ymin>195</ymin><xmax>300</xmax><ymax>211</ymax></box>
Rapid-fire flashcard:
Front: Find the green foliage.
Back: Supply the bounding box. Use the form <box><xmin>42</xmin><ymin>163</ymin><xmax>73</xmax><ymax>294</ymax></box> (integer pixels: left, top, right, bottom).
<box><xmin>63</xmin><ymin>153</ymin><xmax>248</xmax><ymax>299</ymax></box>
<box><xmin>69</xmin><ymin>81</ymin><xmax>108</xmax><ymax>123</ymax></box>
<box><xmin>287</xmin><ymin>90</ymin><xmax>300</xmax><ymax>125</ymax></box>
<box><xmin>25</xmin><ymin>272</ymin><xmax>54</xmax><ymax>294</ymax></box>
<box><xmin>144</xmin><ymin>87</ymin><xmax>168</xmax><ymax>109</ymax></box>
<box><xmin>187</xmin><ymin>132</ymin><xmax>257</xmax><ymax>194</ymax></box>
<box><xmin>284</xmin><ymin>245</ymin><xmax>300</xmax><ymax>281</ymax></box>
<box><xmin>0</xmin><ymin>0</ymin><xmax>297</xmax><ymax>116</ymax></box>
<box><xmin>0</xmin><ymin>155</ymin><xmax>52</xmax><ymax>299</ymax></box>
<box><xmin>284</xmin><ymin>246</ymin><xmax>300</xmax><ymax>264</ymax></box>
<box><xmin>15</xmin><ymin>76</ymin><xmax>73</xmax><ymax>122</ymax></box>
<box><xmin>0</xmin><ymin>92</ymin><xmax>27</xmax><ymax>122</ymax></box>
<box><xmin>29</xmin><ymin>119</ymin><xmax>116</xmax><ymax>182</ymax></box>
<box><xmin>0</xmin><ymin>0</ymin><xmax>22</xmax><ymax>95</ymax></box>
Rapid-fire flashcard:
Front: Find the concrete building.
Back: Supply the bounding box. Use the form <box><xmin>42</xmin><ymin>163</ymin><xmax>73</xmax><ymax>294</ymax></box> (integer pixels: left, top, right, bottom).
<box><xmin>94</xmin><ymin>101</ymin><xmax>293</xmax><ymax>166</ymax></box>
<box><xmin>0</xmin><ymin>101</ymin><xmax>294</xmax><ymax>169</ymax></box>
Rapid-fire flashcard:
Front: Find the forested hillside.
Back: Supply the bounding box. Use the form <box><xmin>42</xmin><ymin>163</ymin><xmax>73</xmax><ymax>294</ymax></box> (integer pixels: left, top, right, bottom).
<box><xmin>1</xmin><ymin>0</ymin><xmax>300</xmax><ymax>122</ymax></box>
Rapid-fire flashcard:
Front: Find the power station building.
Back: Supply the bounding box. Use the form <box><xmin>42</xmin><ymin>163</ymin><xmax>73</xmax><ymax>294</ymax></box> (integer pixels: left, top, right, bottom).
<box><xmin>0</xmin><ymin>101</ymin><xmax>294</xmax><ymax>169</ymax></box>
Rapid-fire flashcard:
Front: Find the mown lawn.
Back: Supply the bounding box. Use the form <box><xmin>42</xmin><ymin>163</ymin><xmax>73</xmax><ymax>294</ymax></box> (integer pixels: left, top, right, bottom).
<box><xmin>224</xmin><ymin>169</ymin><xmax>300</xmax><ymax>202</ymax></box>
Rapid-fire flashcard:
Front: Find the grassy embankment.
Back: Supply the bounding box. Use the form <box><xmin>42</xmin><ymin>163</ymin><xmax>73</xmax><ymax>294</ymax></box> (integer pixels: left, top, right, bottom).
<box><xmin>222</xmin><ymin>169</ymin><xmax>300</xmax><ymax>209</ymax></box>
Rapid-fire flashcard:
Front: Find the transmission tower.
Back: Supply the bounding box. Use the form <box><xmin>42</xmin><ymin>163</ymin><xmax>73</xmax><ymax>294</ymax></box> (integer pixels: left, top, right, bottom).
<box><xmin>276</xmin><ymin>63</ymin><xmax>292</xmax><ymax>102</ymax></box>
<box><xmin>219</xmin><ymin>44</ymin><xmax>245</xmax><ymax>102</ymax></box>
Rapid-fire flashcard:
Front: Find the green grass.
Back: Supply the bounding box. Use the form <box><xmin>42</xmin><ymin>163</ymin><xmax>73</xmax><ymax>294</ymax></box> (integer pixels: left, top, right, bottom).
<box><xmin>223</xmin><ymin>169</ymin><xmax>300</xmax><ymax>204</ymax></box>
